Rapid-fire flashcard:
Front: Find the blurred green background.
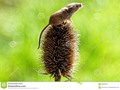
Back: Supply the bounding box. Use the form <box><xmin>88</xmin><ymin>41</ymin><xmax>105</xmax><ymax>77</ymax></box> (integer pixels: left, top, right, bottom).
<box><xmin>0</xmin><ymin>0</ymin><xmax>120</xmax><ymax>82</ymax></box>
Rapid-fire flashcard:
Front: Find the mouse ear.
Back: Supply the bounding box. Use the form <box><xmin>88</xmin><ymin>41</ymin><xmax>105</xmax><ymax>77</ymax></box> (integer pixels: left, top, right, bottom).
<box><xmin>67</xmin><ymin>5</ymin><xmax>72</xmax><ymax>8</ymax></box>
<box><xmin>67</xmin><ymin>3</ymin><xmax>73</xmax><ymax>8</ymax></box>
<box><xmin>67</xmin><ymin>7</ymin><xmax>73</xmax><ymax>13</ymax></box>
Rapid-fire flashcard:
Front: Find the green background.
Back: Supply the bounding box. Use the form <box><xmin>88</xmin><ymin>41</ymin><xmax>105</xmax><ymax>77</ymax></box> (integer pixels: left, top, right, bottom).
<box><xmin>0</xmin><ymin>0</ymin><xmax>120</xmax><ymax>82</ymax></box>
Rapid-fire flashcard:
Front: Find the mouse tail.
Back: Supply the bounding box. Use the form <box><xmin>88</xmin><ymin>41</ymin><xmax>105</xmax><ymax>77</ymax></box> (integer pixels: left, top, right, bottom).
<box><xmin>38</xmin><ymin>24</ymin><xmax>49</xmax><ymax>49</ymax></box>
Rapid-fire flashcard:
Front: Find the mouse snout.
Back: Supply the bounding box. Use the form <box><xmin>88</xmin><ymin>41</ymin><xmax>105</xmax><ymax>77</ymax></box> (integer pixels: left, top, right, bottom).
<box><xmin>76</xmin><ymin>3</ymin><xmax>83</xmax><ymax>8</ymax></box>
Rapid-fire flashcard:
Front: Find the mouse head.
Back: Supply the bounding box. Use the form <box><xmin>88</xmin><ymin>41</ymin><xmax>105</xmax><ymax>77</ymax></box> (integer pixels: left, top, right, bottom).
<box><xmin>66</xmin><ymin>3</ymin><xmax>83</xmax><ymax>16</ymax></box>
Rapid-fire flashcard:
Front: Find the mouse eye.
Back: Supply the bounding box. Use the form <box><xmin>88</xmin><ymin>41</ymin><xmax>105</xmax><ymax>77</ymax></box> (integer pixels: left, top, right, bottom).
<box><xmin>76</xmin><ymin>5</ymin><xmax>78</xmax><ymax>7</ymax></box>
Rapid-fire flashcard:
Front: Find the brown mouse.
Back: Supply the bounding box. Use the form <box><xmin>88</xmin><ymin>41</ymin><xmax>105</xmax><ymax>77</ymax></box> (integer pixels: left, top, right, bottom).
<box><xmin>38</xmin><ymin>3</ymin><xmax>82</xmax><ymax>49</ymax></box>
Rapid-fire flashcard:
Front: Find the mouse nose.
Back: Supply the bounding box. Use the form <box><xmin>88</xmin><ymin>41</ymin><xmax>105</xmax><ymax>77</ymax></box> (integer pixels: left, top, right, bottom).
<box><xmin>77</xmin><ymin>3</ymin><xmax>83</xmax><ymax>8</ymax></box>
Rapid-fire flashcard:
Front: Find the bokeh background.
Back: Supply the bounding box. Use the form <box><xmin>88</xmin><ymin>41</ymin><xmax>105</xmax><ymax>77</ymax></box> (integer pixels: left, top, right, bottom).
<box><xmin>0</xmin><ymin>0</ymin><xmax>120</xmax><ymax>82</ymax></box>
